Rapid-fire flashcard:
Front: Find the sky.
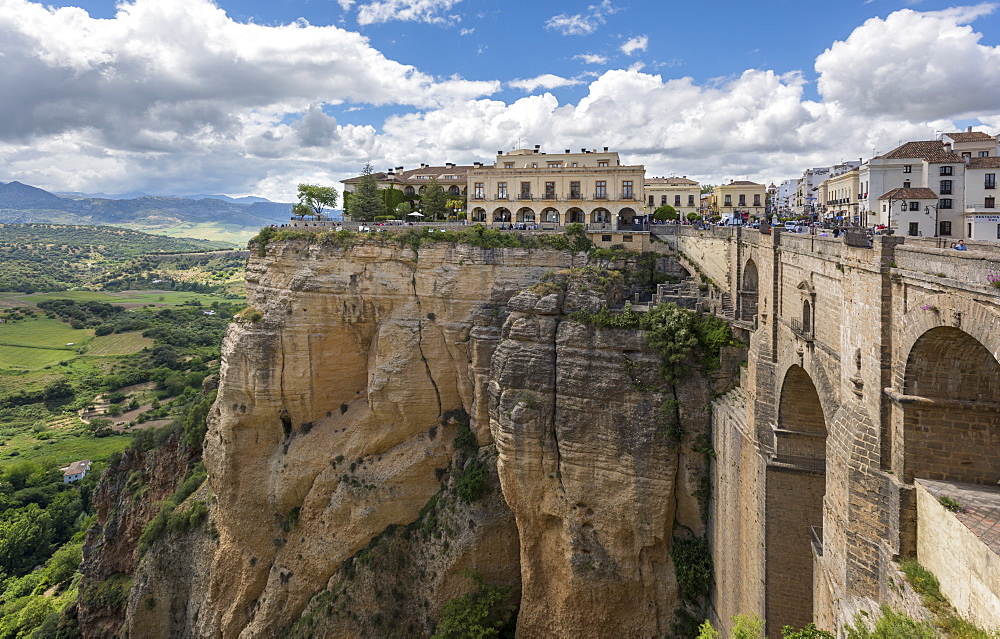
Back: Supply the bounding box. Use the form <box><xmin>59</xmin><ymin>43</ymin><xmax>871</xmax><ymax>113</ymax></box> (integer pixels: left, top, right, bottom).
<box><xmin>2</xmin><ymin>0</ymin><xmax>1000</xmax><ymax>202</ymax></box>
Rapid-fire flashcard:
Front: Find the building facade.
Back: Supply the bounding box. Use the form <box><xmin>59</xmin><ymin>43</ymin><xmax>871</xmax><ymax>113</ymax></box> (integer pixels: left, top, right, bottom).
<box><xmin>712</xmin><ymin>180</ymin><xmax>767</xmax><ymax>221</ymax></box>
<box><xmin>644</xmin><ymin>176</ymin><xmax>700</xmax><ymax>219</ymax></box>
<box><xmin>466</xmin><ymin>147</ymin><xmax>646</xmax><ymax>229</ymax></box>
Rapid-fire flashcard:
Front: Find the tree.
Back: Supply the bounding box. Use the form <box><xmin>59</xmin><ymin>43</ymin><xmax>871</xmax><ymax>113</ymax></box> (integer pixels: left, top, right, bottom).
<box><xmin>421</xmin><ymin>177</ymin><xmax>447</xmax><ymax>220</ymax></box>
<box><xmin>381</xmin><ymin>186</ymin><xmax>406</xmax><ymax>218</ymax></box>
<box><xmin>700</xmin><ymin>184</ymin><xmax>716</xmax><ymax>195</ymax></box>
<box><xmin>653</xmin><ymin>204</ymin><xmax>678</xmax><ymax>222</ymax></box>
<box><xmin>346</xmin><ymin>163</ymin><xmax>384</xmax><ymax>221</ymax></box>
<box><xmin>292</xmin><ymin>184</ymin><xmax>338</xmax><ymax>219</ymax></box>
<box><xmin>687</xmin><ymin>212</ymin><xmax>700</xmax><ymax>223</ymax></box>
<box><xmin>396</xmin><ymin>201</ymin><xmax>413</xmax><ymax>217</ymax></box>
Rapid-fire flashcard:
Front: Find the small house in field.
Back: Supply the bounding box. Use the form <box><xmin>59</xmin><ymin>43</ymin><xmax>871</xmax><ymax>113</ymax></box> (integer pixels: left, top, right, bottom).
<box><xmin>62</xmin><ymin>460</ymin><xmax>91</xmax><ymax>484</ymax></box>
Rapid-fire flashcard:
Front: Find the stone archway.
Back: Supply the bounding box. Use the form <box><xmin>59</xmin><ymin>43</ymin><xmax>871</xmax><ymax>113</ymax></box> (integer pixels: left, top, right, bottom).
<box><xmin>591</xmin><ymin>208</ymin><xmax>611</xmax><ymax>225</ymax></box>
<box><xmin>542</xmin><ymin>208</ymin><xmax>560</xmax><ymax>224</ymax></box>
<box><xmin>740</xmin><ymin>259</ymin><xmax>759</xmax><ymax>324</ymax></box>
<box><xmin>900</xmin><ymin>327</ymin><xmax>1000</xmax><ymax>485</ymax></box>
<box><xmin>471</xmin><ymin>207</ymin><xmax>487</xmax><ymax>222</ymax></box>
<box><xmin>618</xmin><ymin>207</ymin><xmax>638</xmax><ymax>230</ymax></box>
<box><xmin>766</xmin><ymin>365</ymin><xmax>827</xmax><ymax>635</ymax></box>
<box><xmin>516</xmin><ymin>207</ymin><xmax>536</xmax><ymax>223</ymax></box>
<box><xmin>567</xmin><ymin>208</ymin><xmax>585</xmax><ymax>224</ymax></box>
<box><xmin>493</xmin><ymin>207</ymin><xmax>511</xmax><ymax>223</ymax></box>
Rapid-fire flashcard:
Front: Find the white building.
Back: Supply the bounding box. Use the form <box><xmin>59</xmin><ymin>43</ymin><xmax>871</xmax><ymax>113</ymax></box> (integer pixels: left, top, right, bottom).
<box><xmin>62</xmin><ymin>460</ymin><xmax>91</xmax><ymax>483</ymax></box>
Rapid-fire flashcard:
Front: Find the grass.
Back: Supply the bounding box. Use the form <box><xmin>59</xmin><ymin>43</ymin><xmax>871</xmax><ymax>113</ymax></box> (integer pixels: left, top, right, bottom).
<box><xmin>122</xmin><ymin>221</ymin><xmax>260</xmax><ymax>244</ymax></box>
<box><xmin>85</xmin><ymin>331</ymin><xmax>153</xmax><ymax>356</ymax></box>
<box><xmin>0</xmin><ymin>290</ymin><xmax>241</xmax><ymax>309</ymax></box>
<box><xmin>0</xmin><ymin>318</ymin><xmax>94</xmax><ymax>371</ymax></box>
<box><xmin>0</xmin><ymin>431</ymin><xmax>132</xmax><ymax>470</ymax></box>
<box><xmin>898</xmin><ymin>558</ymin><xmax>999</xmax><ymax>638</ymax></box>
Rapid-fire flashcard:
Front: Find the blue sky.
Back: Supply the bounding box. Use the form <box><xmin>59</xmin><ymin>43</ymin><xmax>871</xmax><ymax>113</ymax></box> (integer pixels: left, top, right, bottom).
<box><xmin>2</xmin><ymin>0</ymin><xmax>1000</xmax><ymax>200</ymax></box>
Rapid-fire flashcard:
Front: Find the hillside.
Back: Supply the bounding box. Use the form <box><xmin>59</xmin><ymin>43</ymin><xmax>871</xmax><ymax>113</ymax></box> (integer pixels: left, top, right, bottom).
<box><xmin>0</xmin><ymin>224</ymin><xmax>242</xmax><ymax>293</ymax></box>
<box><xmin>0</xmin><ymin>181</ymin><xmax>293</xmax><ymax>242</ymax></box>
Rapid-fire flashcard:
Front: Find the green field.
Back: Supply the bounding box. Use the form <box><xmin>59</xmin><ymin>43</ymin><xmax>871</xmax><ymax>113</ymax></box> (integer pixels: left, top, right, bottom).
<box><xmin>86</xmin><ymin>331</ymin><xmax>153</xmax><ymax>356</ymax></box>
<box><xmin>1</xmin><ymin>289</ymin><xmax>239</xmax><ymax>307</ymax></box>
<box><xmin>0</xmin><ymin>319</ymin><xmax>93</xmax><ymax>370</ymax></box>
<box><xmin>0</xmin><ymin>431</ymin><xmax>132</xmax><ymax>470</ymax></box>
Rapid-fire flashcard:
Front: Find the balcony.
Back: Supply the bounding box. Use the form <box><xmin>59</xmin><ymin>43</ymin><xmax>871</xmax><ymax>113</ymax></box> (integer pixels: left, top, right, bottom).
<box><xmin>594</xmin><ymin>192</ymin><xmax>608</xmax><ymax>200</ymax></box>
<box><xmin>518</xmin><ymin>193</ymin><xmax>533</xmax><ymax>201</ymax></box>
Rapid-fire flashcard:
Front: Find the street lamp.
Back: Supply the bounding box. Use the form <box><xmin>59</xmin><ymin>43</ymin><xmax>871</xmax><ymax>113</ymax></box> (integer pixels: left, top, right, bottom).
<box><xmin>924</xmin><ymin>204</ymin><xmax>939</xmax><ymax>237</ymax></box>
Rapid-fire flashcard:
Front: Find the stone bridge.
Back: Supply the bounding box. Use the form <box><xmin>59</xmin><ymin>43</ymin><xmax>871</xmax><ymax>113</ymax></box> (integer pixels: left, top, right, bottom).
<box><xmin>658</xmin><ymin>227</ymin><xmax>1000</xmax><ymax>635</ymax></box>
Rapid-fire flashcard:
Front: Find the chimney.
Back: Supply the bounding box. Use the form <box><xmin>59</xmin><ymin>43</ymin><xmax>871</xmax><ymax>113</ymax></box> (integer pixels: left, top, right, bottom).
<box><xmin>396</xmin><ymin>166</ymin><xmax>403</xmax><ymax>171</ymax></box>
<box><xmin>534</xmin><ymin>144</ymin><xmax>540</xmax><ymax>149</ymax></box>
<box><xmin>565</xmin><ymin>149</ymin><xmax>570</xmax><ymax>154</ymax></box>
<box><xmin>603</xmin><ymin>146</ymin><xmax>608</xmax><ymax>152</ymax></box>
<box><xmin>968</xmin><ymin>126</ymin><xmax>973</xmax><ymax>133</ymax></box>
<box><xmin>497</xmin><ymin>150</ymin><xmax>503</xmax><ymax>155</ymax></box>
<box><xmin>446</xmin><ymin>162</ymin><xmax>454</xmax><ymax>167</ymax></box>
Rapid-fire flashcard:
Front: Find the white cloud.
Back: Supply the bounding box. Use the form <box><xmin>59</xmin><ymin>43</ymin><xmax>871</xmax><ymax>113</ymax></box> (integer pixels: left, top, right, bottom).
<box><xmin>337</xmin><ymin>0</ymin><xmax>355</xmax><ymax>10</ymax></box>
<box><xmin>509</xmin><ymin>74</ymin><xmax>583</xmax><ymax>92</ymax></box>
<box><xmin>815</xmin><ymin>5</ymin><xmax>1000</xmax><ymax>120</ymax></box>
<box><xmin>574</xmin><ymin>53</ymin><xmax>608</xmax><ymax>64</ymax></box>
<box><xmin>459</xmin><ymin>27</ymin><xmax>474</xmax><ymax>35</ymax></box>
<box><xmin>355</xmin><ymin>0</ymin><xmax>463</xmax><ymax>25</ymax></box>
<box><xmin>546</xmin><ymin>0</ymin><xmax>618</xmax><ymax>35</ymax></box>
<box><xmin>620</xmin><ymin>35</ymin><xmax>648</xmax><ymax>56</ymax></box>
<box><xmin>1</xmin><ymin>2</ymin><xmax>998</xmax><ymax>202</ymax></box>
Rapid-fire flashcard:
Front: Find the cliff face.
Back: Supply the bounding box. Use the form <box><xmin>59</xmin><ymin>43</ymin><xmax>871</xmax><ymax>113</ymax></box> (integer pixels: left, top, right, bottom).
<box><xmin>488</xmin><ymin>284</ymin><xmax>710</xmax><ymax>637</ymax></box>
<box><xmin>119</xmin><ymin>237</ymin><xmax>714</xmax><ymax>637</ymax></box>
<box><xmin>78</xmin><ymin>434</ymin><xmax>195</xmax><ymax>637</ymax></box>
<box><xmin>197</xmin><ymin>240</ymin><xmax>580</xmax><ymax>637</ymax></box>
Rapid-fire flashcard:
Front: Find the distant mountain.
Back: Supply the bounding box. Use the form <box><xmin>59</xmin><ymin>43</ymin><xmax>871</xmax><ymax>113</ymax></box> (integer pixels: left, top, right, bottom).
<box><xmin>185</xmin><ymin>194</ymin><xmax>272</xmax><ymax>204</ymax></box>
<box><xmin>0</xmin><ymin>181</ymin><xmax>294</xmax><ymax>241</ymax></box>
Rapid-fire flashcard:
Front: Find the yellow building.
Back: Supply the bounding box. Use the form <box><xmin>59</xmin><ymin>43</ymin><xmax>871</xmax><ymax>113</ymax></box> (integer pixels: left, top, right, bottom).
<box><xmin>644</xmin><ymin>177</ymin><xmax>700</xmax><ymax>218</ymax></box>
<box><xmin>467</xmin><ymin>147</ymin><xmax>646</xmax><ymax>229</ymax></box>
<box><xmin>823</xmin><ymin>167</ymin><xmax>861</xmax><ymax>225</ymax></box>
<box><xmin>712</xmin><ymin>180</ymin><xmax>766</xmax><ymax>220</ymax></box>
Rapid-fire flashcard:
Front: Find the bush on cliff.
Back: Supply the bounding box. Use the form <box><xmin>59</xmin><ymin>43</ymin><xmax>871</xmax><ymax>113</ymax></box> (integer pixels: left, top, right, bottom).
<box><xmin>432</xmin><ymin>570</ymin><xmax>516</xmax><ymax>639</ymax></box>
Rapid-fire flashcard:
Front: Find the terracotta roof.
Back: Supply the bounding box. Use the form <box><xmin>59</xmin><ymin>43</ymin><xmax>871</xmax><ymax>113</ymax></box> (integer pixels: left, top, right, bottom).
<box><xmin>342</xmin><ymin>165</ymin><xmax>474</xmax><ymax>184</ymax></box>
<box><xmin>727</xmin><ymin>180</ymin><xmax>763</xmax><ymax>186</ymax></box>
<box><xmin>968</xmin><ymin>156</ymin><xmax>1000</xmax><ymax>169</ymax></box>
<box><xmin>877</xmin><ymin>187</ymin><xmax>939</xmax><ymax>200</ymax></box>
<box><xmin>943</xmin><ymin>131</ymin><xmax>996</xmax><ymax>142</ymax></box>
<box><xmin>62</xmin><ymin>460</ymin><xmax>91</xmax><ymax>476</ymax></box>
<box><xmin>877</xmin><ymin>141</ymin><xmax>962</xmax><ymax>163</ymax></box>
<box><xmin>645</xmin><ymin>177</ymin><xmax>698</xmax><ymax>185</ymax></box>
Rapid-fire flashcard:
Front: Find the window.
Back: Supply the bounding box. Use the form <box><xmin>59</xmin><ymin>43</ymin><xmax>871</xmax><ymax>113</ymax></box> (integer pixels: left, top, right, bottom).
<box><xmin>598</xmin><ymin>160</ymin><xmax>609</xmax><ymax>167</ymax></box>
<box><xmin>548</xmin><ymin>162</ymin><xmax>562</xmax><ymax>168</ymax></box>
<box><xmin>474</xmin><ymin>183</ymin><xmax>483</xmax><ymax>199</ymax></box>
<box><xmin>571</xmin><ymin>162</ymin><xmax>578</xmax><ymax>167</ymax></box>
<box><xmin>909</xmin><ymin>201</ymin><xmax>920</xmax><ymax>211</ymax></box>
<box><xmin>674</xmin><ymin>195</ymin><xmax>681</xmax><ymax>206</ymax></box>
<box><xmin>405</xmin><ymin>186</ymin><xmax>415</xmax><ymax>196</ymax></box>
<box><xmin>504</xmin><ymin>162</ymin><xmax>514</xmax><ymax>169</ymax></box>
<box><xmin>545</xmin><ymin>182</ymin><xmax>556</xmax><ymax>199</ymax></box>
<box><xmin>449</xmin><ymin>186</ymin><xmax>460</xmax><ymax>196</ymax></box>
<box><xmin>940</xmin><ymin>165</ymin><xmax>953</xmax><ymax>176</ymax></box>
<box><xmin>570</xmin><ymin>181</ymin><xmax>581</xmax><ymax>198</ymax></box>
<box><xmin>986</xmin><ymin>197</ymin><xmax>996</xmax><ymax>208</ymax></box>
<box><xmin>753</xmin><ymin>194</ymin><xmax>761</xmax><ymax>207</ymax></box>
<box><xmin>602</xmin><ymin>235</ymin><xmax>612</xmax><ymax>242</ymax></box>
<box><xmin>623</xmin><ymin>235</ymin><xmax>633</xmax><ymax>242</ymax></box>
<box><xmin>963</xmin><ymin>152</ymin><xmax>971</xmax><ymax>161</ymax></box>
<box><xmin>908</xmin><ymin>222</ymin><xmax>919</xmax><ymax>237</ymax></box>
<box><xmin>724</xmin><ymin>195</ymin><xmax>732</xmax><ymax>206</ymax></box>
<box><xmin>648</xmin><ymin>195</ymin><xmax>655</xmax><ymax>206</ymax></box>
<box><xmin>939</xmin><ymin>198</ymin><xmax>953</xmax><ymax>209</ymax></box>
<box><xmin>688</xmin><ymin>195</ymin><xmax>695</xmax><ymax>206</ymax></box>
<box><xmin>903</xmin><ymin>165</ymin><xmax>912</xmax><ymax>173</ymax></box>
<box><xmin>497</xmin><ymin>182</ymin><xmax>508</xmax><ymax>199</ymax></box>
<box><xmin>940</xmin><ymin>221</ymin><xmax>952</xmax><ymax>236</ymax></box>
<box><xmin>738</xmin><ymin>194</ymin><xmax>746</xmax><ymax>206</ymax></box>
<box><xmin>661</xmin><ymin>195</ymin><xmax>667</xmax><ymax>205</ymax></box>
<box><xmin>595</xmin><ymin>181</ymin><xmax>607</xmax><ymax>199</ymax></box>
<box><xmin>980</xmin><ymin>151</ymin><xmax>990</xmax><ymax>158</ymax></box>
<box><xmin>520</xmin><ymin>182</ymin><xmax>531</xmax><ymax>199</ymax></box>
<box><xmin>623</xmin><ymin>181</ymin><xmax>633</xmax><ymax>199</ymax></box>
<box><xmin>531</xmin><ymin>163</ymin><xmax>537</xmax><ymax>169</ymax></box>
<box><xmin>939</xmin><ymin>180</ymin><xmax>952</xmax><ymax>195</ymax></box>
<box><xmin>986</xmin><ymin>174</ymin><xmax>996</xmax><ymax>189</ymax></box>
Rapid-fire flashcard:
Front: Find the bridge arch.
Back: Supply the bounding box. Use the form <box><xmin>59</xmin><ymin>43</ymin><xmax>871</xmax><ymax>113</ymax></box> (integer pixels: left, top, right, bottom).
<box><xmin>766</xmin><ymin>364</ymin><xmax>827</xmax><ymax>634</ymax></box>
<box><xmin>739</xmin><ymin>258</ymin><xmax>759</xmax><ymax>323</ymax></box>
<box><xmin>900</xmin><ymin>326</ymin><xmax>1000</xmax><ymax>484</ymax></box>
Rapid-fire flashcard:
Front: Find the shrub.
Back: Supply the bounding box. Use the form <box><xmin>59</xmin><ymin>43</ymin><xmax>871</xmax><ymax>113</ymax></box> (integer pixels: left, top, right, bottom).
<box><xmin>455</xmin><ymin>457</ymin><xmax>488</xmax><ymax>503</ymax></box>
<box><xmin>432</xmin><ymin>570</ymin><xmax>516</xmax><ymax>639</ymax></box>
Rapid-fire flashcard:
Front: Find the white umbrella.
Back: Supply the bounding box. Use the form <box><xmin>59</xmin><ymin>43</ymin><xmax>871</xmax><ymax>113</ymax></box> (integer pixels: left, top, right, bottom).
<box><xmin>407</xmin><ymin>212</ymin><xmax>425</xmax><ymax>217</ymax></box>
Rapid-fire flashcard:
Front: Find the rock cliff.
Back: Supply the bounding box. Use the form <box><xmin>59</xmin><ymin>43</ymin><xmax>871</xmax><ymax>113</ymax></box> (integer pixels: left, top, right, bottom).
<box><xmin>113</xmin><ymin>235</ymin><xmax>717</xmax><ymax>637</ymax></box>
